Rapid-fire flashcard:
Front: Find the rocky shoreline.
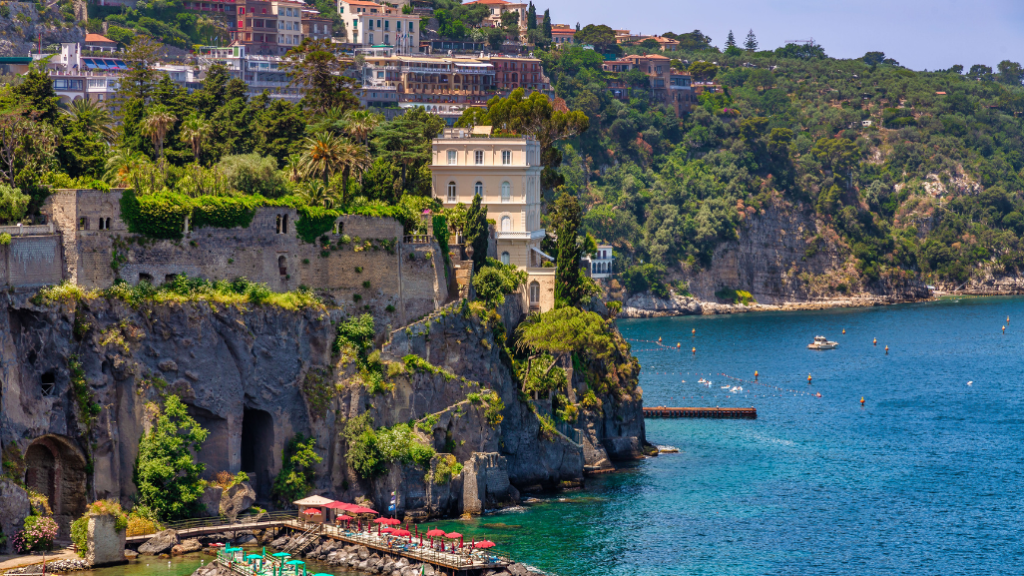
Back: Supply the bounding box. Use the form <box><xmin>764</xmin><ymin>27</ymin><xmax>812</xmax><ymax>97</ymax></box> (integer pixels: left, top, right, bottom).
<box><xmin>617</xmin><ymin>291</ymin><xmax>935</xmax><ymax>319</ymax></box>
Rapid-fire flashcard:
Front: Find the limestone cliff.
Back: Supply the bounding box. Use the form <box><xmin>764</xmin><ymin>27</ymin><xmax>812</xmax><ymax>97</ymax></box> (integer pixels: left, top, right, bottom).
<box><xmin>0</xmin><ymin>289</ymin><xmax>647</xmax><ymax>542</ymax></box>
<box><xmin>0</xmin><ymin>3</ymin><xmax>85</xmax><ymax>58</ymax></box>
<box><xmin>621</xmin><ymin>198</ymin><xmax>930</xmax><ymax>316</ymax></box>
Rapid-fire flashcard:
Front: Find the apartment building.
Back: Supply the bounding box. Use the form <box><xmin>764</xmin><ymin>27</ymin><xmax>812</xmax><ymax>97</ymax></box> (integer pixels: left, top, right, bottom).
<box><xmin>45</xmin><ymin>43</ymin><xmax>122</xmax><ymax>105</ymax></box>
<box><xmin>339</xmin><ymin>0</ymin><xmax>419</xmax><ymax>53</ymax></box>
<box><xmin>431</xmin><ymin>127</ymin><xmax>554</xmax><ymax>312</ymax></box>
<box><xmin>480</xmin><ymin>54</ymin><xmax>550</xmax><ymax>94</ymax></box>
<box><xmin>182</xmin><ymin>0</ymin><xmax>330</xmax><ymax>54</ymax></box>
<box><xmin>583</xmin><ymin>245</ymin><xmax>614</xmax><ymax>279</ymax></box>
<box><xmin>550</xmin><ymin>24</ymin><xmax>575</xmax><ymax>45</ymax></box>
<box><xmin>301</xmin><ymin>8</ymin><xmax>334</xmax><ymax>41</ymax></box>
<box><xmin>603</xmin><ymin>53</ymin><xmax>694</xmax><ymax>115</ymax></box>
<box><xmin>465</xmin><ymin>0</ymin><xmax>528</xmax><ymax>35</ymax></box>
<box><xmin>195</xmin><ymin>45</ymin><xmax>304</xmax><ymax>101</ymax></box>
<box><xmin>359</xmin><ymin>53</ymin><xmax>497</xmax><ymax>103</ymax></box>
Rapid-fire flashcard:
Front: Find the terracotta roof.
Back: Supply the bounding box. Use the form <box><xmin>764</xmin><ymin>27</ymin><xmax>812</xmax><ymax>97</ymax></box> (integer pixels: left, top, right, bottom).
<box><xmin>646</xmin><ymin>54</ymin><xmax>670</xmax><ymax>60</ymax></box>
<box><xmin>85</xmin><ymin>33</ymin><xmax>115</xmax><ymax>43</ymax></box>
<box><xmin>342</xmin><ymin>0</ymin><xmax>383</xmax><ymax>6</ymax></box>
<box><xmin>465</xmin><ymin>0</ymin><xmax>511</xmax><ymax>5</ymax></box>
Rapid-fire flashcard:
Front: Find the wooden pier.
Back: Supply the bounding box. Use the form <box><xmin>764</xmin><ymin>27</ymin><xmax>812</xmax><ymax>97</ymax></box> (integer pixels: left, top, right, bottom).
<box><xmin>643</xmin><ymin>406</ymin><xmax>757</xmax><ymax>419</ymax></box>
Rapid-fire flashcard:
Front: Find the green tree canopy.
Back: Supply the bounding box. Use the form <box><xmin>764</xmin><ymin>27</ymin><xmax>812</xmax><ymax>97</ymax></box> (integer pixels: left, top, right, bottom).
<box><xmin>133</xmin><ymin>395</ymin><xmax>209</xmax><ymax>521</ymax></box>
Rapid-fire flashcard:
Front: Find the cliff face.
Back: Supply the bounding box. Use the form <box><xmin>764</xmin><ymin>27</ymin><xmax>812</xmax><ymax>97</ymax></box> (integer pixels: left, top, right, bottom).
<box><xmin>0</xmin><ymin>291</ymin><xmax>646</xmax><ymax>543</ymax></box>
<box><xmin>0</xmin><ymin>3</ymin><xmax>85</xmax><ymax>58</ymax></box>
<box><xmin>619</xmin><ymin>198</ymin><xmax>930</xmax><ymax>316</ymax></box>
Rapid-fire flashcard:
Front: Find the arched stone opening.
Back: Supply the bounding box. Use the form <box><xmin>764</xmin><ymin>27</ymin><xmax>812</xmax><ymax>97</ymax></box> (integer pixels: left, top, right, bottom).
<box><xmin>241</xmin><ymin>408</ymin><xmax>274</xmax><ymax>500</ymax></box>
<box><xmin>187</xmin><ymin>405</ymin><xmax>230</xmax><ymax>479</ymax></box>
<box><xmin>24</xmin><ymin>435</ymin><xmax>88</xmax><ymax>537</ymax></box>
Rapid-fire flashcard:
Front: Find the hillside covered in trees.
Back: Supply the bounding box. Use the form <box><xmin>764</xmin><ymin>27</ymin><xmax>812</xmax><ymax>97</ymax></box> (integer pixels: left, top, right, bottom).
<box><xmin>540</xmin><ymin>38</ymin><xmax>1024</xmax><ymax>300</ymax></box>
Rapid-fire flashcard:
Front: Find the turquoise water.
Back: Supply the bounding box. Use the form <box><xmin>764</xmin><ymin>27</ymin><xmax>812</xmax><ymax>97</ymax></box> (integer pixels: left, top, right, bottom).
<box><xmin>426</xmin><ymin>298</ymin><xmax>1023</xmax><ymax>575</ymax></box>
<box><xmin>89</xmin><ymin>297</ymin><xmax>1023</xmax><ymax>576</ymax></box>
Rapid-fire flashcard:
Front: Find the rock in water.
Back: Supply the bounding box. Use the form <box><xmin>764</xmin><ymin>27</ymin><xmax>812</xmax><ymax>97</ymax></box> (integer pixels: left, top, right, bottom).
<box><xmin>171</xmin><ymin>538</ymin><xmax>203</xmax><ymax>555</ymax></box>
<box><xmin>138</xmin><ymin>529</ymin><xmax>179</xmax><ymax>555</ymax></box>
<box><xmin>220</xmin><ymin>482</ymin><xmax>256</xmax><ymax>522</ymax></box>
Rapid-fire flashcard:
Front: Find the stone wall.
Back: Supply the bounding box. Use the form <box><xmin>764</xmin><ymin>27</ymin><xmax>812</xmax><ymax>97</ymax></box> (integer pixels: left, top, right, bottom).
<box><xmin>40</xmin><ymin>189</ymin><xmax>449</xmax><ymax>324</ymax></box>
<box><xmin>86</xmin><ymin>514</ymin><xmax>126</xmax><ymax>567</ymax></box>
<box><xmin>461</xmin><ymin>452</ymin><xmax>511</xmax><ymax>514</ymax></box>
<box><xmin>0</xmin><ymin>234</ymin><xmax>64</xmax><ymax>289</ymax></box>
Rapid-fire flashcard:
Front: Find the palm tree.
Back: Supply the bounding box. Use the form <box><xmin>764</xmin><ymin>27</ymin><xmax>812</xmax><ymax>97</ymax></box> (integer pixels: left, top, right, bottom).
<box><xmin>299</xmin><ymin>132</ymin><xmax>347</xmax><ymax>187</ymax></box>
<box><xmin>178</xmin><ymin>113</ymin><xmax>212</xmax><ymax>163</ymax></box>
<box><xmin>61</xmin><ymin>98</ymin><xmax>116</xmax><ymax>144</ymax></box>
<box><xmin>140</xmin><ymin>105</ymin><xmax>177</xmax><ymax>162</ymax></box>
<box><xmin>342</xmin><ymin>110</ymin><xmax>383</xmax><ymax>145</ymax></box>
<box><xmin>103</xmin><ymin>149</ymin><xmax>150</xmax><ymax>187</ymax></box>
<box><xmin>337</xmin><ymin>140</ymin><xmax>372</xmax><ymax>204</ymax></box>
<box><xmin>298</xmin><ymin>180</ymin><xmax>338</xmax><ymax>208</ymax></box>
<box><xmin>284</xmin><ymin>154</ymin><xmax>304</xmax><ymax>182</ymax></box>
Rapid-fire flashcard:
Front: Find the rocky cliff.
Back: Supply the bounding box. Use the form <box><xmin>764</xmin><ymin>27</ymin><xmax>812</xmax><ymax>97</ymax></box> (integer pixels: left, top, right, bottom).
<box><xmin>0</xmin><ymin>288</ymin><xmax>647</xmax><ymax>550</ymax></box>
<box><xmin>622</xmin><ymin>198</ymin><xmax>930</xmax><ymax>316</ymax></box>
<box><xmin>0</xmin><ymin>3</ymin><xmax>85</xmax><ymax>58</ymax></box>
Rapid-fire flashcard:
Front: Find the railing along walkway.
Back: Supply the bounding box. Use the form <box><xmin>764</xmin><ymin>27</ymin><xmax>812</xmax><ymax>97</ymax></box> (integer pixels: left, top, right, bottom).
<box><xmin>125</xmin><ymin>511</ymin><xmax>297</xmax><ymax>544</ymax></box>
<box><xmin>283</xmin><ymin>519</ymin><xmax>509</xmax><ymax>571</ymax></box>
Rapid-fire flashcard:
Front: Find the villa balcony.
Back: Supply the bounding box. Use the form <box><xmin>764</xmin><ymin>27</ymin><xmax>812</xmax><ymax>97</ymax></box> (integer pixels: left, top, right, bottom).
<box><xmin>496</xmin><ymin>230</ymin><xmax>545</xmax><ymax>240</ymax></box>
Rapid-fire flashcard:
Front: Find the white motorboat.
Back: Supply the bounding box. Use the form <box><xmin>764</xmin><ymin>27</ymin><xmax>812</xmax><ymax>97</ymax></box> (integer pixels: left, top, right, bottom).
<box><xmin>807</xmin><ymin>335</ymin><xmax>838</xmax><ymax>350</ymax></box>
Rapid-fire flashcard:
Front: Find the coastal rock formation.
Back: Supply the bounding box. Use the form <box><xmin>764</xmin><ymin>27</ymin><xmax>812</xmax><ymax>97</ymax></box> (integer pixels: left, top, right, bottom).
<box><xmin>138</xmin><ymin>529</ymin><xmax>179</xmax><ymax>555</ymax></box>
<box><xmin>0</xmin><ymin>479</ymin><xmax>30</xmax><ymax>554</ymax></box>
<box><xmin>0</xmin><ymin>4</ymin><xmax>85</xmax><ymax>59</ymax></box>
<box><xmin>0</xmin><ymin>281</ymin><xmax>646</xmax><ymax>535</ymax></box>
<box><xmin>171</xmin><ymin>538</ymin><xmax>203</xmax><ymax>555</ymax></box>
<box><xmin>619</xmin><ymin>292</ymin><xmax>702</xmax><ymax>318</ymax></box>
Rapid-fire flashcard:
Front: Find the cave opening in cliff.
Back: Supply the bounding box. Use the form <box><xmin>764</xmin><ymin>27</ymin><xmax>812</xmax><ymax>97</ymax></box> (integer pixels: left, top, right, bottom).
<box><xmin>24</xmin><ymin>435</ymin><xmax>88</xmax><ymax>535</ymax></box>
<box><xmin>40</xmin><ymin>371</ymin><xmax>55</xmax><ymax>396</ymax></box>
<box><xmin>186</xmin><ymin>404</ymin><xmax>230</xmax><ymax>478</ymax></box>
<box><xmin>241</xmin><ymin>408</ymin><xmax>274</xmax><ymax>500</ymax></box>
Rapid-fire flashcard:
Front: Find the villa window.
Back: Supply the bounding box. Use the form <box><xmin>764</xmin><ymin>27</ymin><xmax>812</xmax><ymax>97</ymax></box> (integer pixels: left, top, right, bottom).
<box><xmin>501</xmin><ymin>181</ymin><xmax>511</xmax><ymax>202</ymax></box>
<box><xmin>501</xmin><ymin>150</ymin><xmax>511</xmax><ymax>165</ymax></box>
<box><xmin>78</xmin><ymin>217</ymin><xmax>89</xmax><ymax>230</ymax></box>
<box><xmin>447</xmin><ymin>150</ymin><xmax>457</xmax><ymax>165</ymax></box>
<box><xmin>501</xmin><ymin>216</ymin><xmax>511</xmax><ymax>232</ymax></box>
<box><xmin>474</xmin><ymin>150</ymin><xmax>483</xmax><ymax>165</ymax></box>
<box><xmin>474</xmin><ymin>181</ymin><xmax>483</xmax><ymax>197</ymax></box>
<box><xmin>447</xmin><ymin>181</ymin><xmax>457</xmax><ymax>202</ymax></box>
<box><xmin>276</xmin><ymin>214</ymin><xmax>288</xmax><ymax>234</ymax></box>
<box><xmin>529</xmin><ymin>281</ymin><xmax>540</xmax><ymax>305</ymax></box>
<box><xmin>501</xmin><ymin>251</ymin><xmax>510</xmax><ymax>266</ymax></box>
<box><xmin>278</xmin><ymin>255</ymin><xmax>287</xmax><ymax>276</ymax></box>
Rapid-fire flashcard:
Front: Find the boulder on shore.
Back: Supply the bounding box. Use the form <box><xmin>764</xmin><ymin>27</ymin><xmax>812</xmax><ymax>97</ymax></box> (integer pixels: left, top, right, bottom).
<box><xmin>171</xmin><ymin>538</ymin><xmax>203</xmax><ymax>555</ymax></box>
<box><xmin>220</xmin><ymin>482</ymin><xmax>256</xmax><ymax>522</ymax></box>
<box><xmin>138</xmin><ymin>529</ymin><xmax>179</xmax><ymax>555</ymax></box>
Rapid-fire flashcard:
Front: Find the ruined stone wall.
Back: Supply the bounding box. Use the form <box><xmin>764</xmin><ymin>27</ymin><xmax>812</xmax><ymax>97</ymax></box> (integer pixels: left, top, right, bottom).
<box><xmin>40</xmin><ymin>190</ymin><xmax>449</xmax><ymax>323</ymax></box>
<box><xmin>0</xmin><ymin>235</ymin><xmax>63</xmax><ymax>289</ymax></box>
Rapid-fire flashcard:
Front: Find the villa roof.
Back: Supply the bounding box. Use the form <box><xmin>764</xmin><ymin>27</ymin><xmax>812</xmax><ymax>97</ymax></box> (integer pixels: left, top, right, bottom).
<box><xmin>85</xmin><ymin>33</ymin><xmax>115</xmax><ymax>44</ymax></box>
<box><xmin>465</xmin><ymin>0</ymin><xmax>512</xmax><ymax>5</ymax></box>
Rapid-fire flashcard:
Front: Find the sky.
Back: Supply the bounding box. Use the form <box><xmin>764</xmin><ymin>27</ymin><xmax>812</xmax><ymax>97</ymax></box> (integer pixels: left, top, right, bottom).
<box><xmin>545</xmin><ymin>0</ymin><xmax>1024</xmax><ymax>71</ymax></box>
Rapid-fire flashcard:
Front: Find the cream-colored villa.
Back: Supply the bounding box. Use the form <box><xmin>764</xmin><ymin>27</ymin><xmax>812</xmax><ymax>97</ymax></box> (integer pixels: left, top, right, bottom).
<box><xmin>431</xmin><ymin>126</ymin><xmax>555</xmax><ymax>312</ymax></box>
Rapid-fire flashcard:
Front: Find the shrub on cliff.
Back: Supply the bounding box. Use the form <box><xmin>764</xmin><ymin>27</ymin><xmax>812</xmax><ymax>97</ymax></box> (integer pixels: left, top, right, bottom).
<box><xmin>0</xmin><ymin>184</ymin><xmax>30</xmax><ymax>224</ymax></box>
<box><xmin>125</xmin><ymin>505</ymin><xmax>163</xmax><ymax>537</ymax></box>
<box><xmin>271</xmin><ymin>434</ymin><xmax>322</xmax><ymax>507</ymax></box>
<box><xmin>215</xmin><ymin>154</ymin><xmax>289</xmax><ymax>198</ymax></box>
<box><xmin>133</xmin><ymin>395</ymin><xmax>210</xmax><ymax>521</ymax></box>
<box><xmin>343</xmin><ymin>415</ymin><xmax>434</xmax><ymax>480</ymax></box>
<box><xmin>472</xmin><ymin>258</ymin><xmax>528</xmax><ymax>307</ymax></box>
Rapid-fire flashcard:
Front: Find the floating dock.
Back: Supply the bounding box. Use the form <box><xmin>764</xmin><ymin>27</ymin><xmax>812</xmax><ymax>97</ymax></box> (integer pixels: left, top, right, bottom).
<box><xmin>643</xmin><ymin>407</ymin><xmax>757</xmax><ymax>419</ymax></box>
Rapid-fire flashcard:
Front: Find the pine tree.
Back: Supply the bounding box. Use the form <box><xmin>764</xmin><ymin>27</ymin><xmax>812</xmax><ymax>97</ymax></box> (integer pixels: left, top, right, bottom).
<box><xmin>542</xmin><ymin>10</ymin><xmax>552</xmax><ymax>39</ymax></box>
<box><xmin>527</xmin><ymin>2</ymin><xmax>536</xmax><ymax>30</ymax></box>
<box><xmin>465</xmin><ymin>193</ymin><xmax>489</xmax><ymax>273</ymax></box>
<box><xmin>744</xmin><ymin>29</ymin><xmax>758</xmax><ymax>51</ymax></box>
<box><xmin>725</xmin><ymin>30</ymin><xmax>736</xmax><ymax>48</ymax></box>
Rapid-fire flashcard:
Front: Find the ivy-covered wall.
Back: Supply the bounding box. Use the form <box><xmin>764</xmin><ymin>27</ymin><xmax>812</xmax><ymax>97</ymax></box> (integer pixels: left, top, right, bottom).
<box><xmin>43</xmin><ymin>189</ymin><xmax>450</xmax><ymax>324</ymax></box>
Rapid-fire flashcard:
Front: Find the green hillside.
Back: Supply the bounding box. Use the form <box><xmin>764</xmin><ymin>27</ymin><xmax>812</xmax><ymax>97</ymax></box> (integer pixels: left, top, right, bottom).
<box><xmin>541</xmin><ymin>40</ymin><xmax>1024</xmax><ymax>292</ymax></box>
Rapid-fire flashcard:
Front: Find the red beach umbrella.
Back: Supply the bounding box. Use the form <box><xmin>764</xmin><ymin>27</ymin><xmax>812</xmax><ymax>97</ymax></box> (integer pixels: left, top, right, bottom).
<box><xmin>373</xmin><ymin>518</ymin><xmax>390</xmax><ymax>524</ymax></box>
<box><xmin>383</xmin><ymin>518</ymin><xmax>401</xmax><ymax>525</ymax></box>
<box><xmin>381</xmin><ymin>527</ymin><xmax>395</xmax><ymax>534</ymax></box>
<box><xmin>425</xmin><ymin>529</ymin><xmax>446</xmax><ymax>537</ymax></box>
<box><xmin>474</xmin><ymin>541</ymin><xmax>496</xmax><ymax>549</ymax></box>
<box><xmin>336</xmin><ymin>515</ymin><xmax>353</xmax><ymax>522</ymax></box>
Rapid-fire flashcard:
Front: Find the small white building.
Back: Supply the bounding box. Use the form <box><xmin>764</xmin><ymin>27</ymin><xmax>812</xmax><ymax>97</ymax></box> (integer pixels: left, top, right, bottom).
<box><xmin>585</xmin><ymin>244</ymin><xmax>614</xmax><ymax>279</ymax></box>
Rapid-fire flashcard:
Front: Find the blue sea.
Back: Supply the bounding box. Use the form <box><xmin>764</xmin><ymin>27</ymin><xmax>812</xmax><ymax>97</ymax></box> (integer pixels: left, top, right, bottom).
<box><xmin>432</xmin><ymin>297</ymin><xmax>1024</xmax><ymax>575</ymax></box>
<box><xmin>87</xmin><ymin>297</ymin><xmax>1023</xmax><ymax>576</ymax></box>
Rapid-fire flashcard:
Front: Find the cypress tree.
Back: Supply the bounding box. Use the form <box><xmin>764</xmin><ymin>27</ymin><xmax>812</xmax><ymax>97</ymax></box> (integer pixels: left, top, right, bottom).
<box><xmin>744</xmin><ymin>29</ymin><xmax>758</xmax><ymax>51</ymax></box>
<box><xmin>552</xmin><ymin>192</ymin><xmax>586</xmax><ymax>308</ymax></box>
<box><xmin>725</xmin><ymin>30</ymin><xmax>736</xmax><ymax>48</ymax></box>
<box><xmin>527</xmin><ymin>2</ymin><xmax>536</xmax><ymax>30</ymax></box>
<box><xmin>543</xmin><ymin>10</ymin><xmax>552</xmax><ymax>39</ymax></box>
<box><xmin>465</xmin><ymin>193</ymin><xmax>489</xmax><ymax>273</ymax></box>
